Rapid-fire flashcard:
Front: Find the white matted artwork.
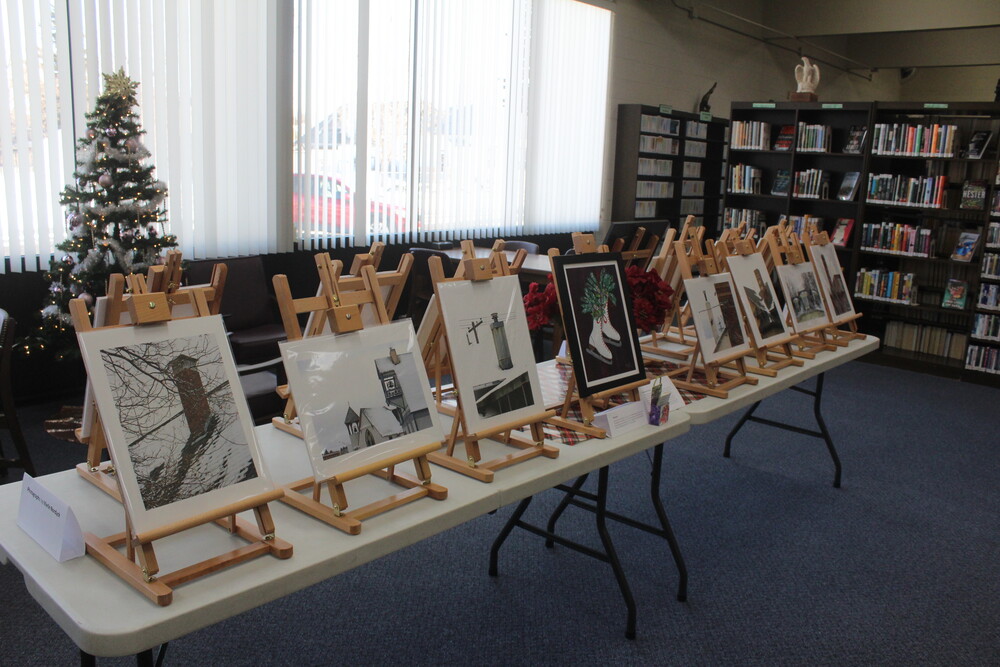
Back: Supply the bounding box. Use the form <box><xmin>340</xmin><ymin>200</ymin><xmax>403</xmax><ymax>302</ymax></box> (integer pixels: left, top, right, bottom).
<box><xmin>77</xmin><ymin>315</ymin><xmax>274</xmax><ymax>537</ymax></box>
<box><xmin>726</xmin><ymin>252</ymin><xmax>790</xmax><ymax>346</ymax></box>
<box><xmin>280</xmin><ymin>320</ymin><xmax>442</xmax><ymax>480</ymax></box>
<box><xmin>775</xmin><ymin>262</ymin><xmax>831</xmax><ymax>330</ymax></box>
<box><xmin>810</xmin><ymin>242</ymin><xmax>856</xmax><ymax>322</ymax></box>
<box><xmin>436</xmin><ymin>275</ymin><xmax>544</xmax><ymax>435</ymax></box>
<box><xmin>683</xmin><ymin>273</ymin><xmax>751</xmax><ymax>364</ymax></box>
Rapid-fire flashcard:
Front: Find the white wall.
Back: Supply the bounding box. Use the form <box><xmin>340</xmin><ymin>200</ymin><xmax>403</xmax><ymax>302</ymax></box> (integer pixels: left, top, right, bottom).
<box><xmin>898</xmin><ymin>66</ymin><xmax>1000</xmax><ymax>102</ymax></box>
<box><xmin>598</xmin><ymin>0</ymin><xmax>900</xmax><ymax>225</ymax></box>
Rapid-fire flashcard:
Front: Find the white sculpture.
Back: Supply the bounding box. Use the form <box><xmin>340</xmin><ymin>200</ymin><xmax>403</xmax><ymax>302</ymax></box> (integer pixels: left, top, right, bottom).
<box><xmin>795</xmin><ymin>57</ymin><xmax>820</xmax><ymax>94</ymax></box>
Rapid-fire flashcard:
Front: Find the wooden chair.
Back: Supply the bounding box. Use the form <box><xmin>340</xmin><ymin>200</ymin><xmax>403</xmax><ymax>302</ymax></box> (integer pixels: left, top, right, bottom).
<box><xmin>0</xmin><ymin>310</ymin><xmax>34</xmax><ymax>477</ymax></box>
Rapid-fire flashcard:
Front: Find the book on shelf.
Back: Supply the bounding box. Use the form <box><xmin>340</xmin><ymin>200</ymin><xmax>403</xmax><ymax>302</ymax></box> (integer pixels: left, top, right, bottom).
<box><xmin>831</xmin><ymin>218</ymin><xmax>854</xmax><ymax>246</ymax></box>
<box><xmin>951</xmin><ymin>231</ymin><xmax>980</xmax><ymax>262</ymax></box>
<box><xmin>860</xmin><ymin>221</ymin><xmax>933</xmax><ymax>256</ymax></box>
<box><xmin>842</xmin><ymin>126</ymin><xmax>868</xmax><ymax>154</ymax></box>
<box><xmin>982</xmin><ymin>252</ymin><xmax>999</xmax><ymax>277</ymax></box>
<box><xmin>960</xmin><ymin>180</ymin><xmax>988</xmax><ymax>210</ymax></box>
<box><xmin>988</xmin><ymin>221</ymin><xmax>1000</xmax><ymax>247</ymax></box>
<box><xmin>772</xmin><ymin>125</ymin><xmax>795</xmax><ymax>151</ymax></box>
<box><xmin>961</xmin><ymin>130</ymin><xmax>992</xmax><ymax>159</ymax></box>
<box><xmin>837</xmin><ymin>171</ymin><xmax>861</xmax><ymax>201</ymax></box>
<box><xmin>941</xmin><ymin>279</ymin><xmax>968</xmax><ymax>309</ymax></box>
<box><xmin>992</xmin><ymin>191</ymin><xmax>1000</xmax><ymax>217</ymax></box>
<box><xmin>771</xmin><ymin>169</ymin><xmax>791</xmax><ymax>195</ymax></box>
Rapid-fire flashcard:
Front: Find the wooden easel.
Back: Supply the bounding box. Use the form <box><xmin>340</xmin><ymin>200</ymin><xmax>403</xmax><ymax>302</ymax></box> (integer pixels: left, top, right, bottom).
<box><xmin>69</xmin><ymin>292</ymin><xmax>291</xmax><ymax>606</ymax></box>
<box><xmin>762</xmin><ymin>226</ymin><xmax>837</xmax><ymax>357</ymax></box>
<box><xmin>422</xmin><ymin>249</ymin><xmax>557</xmax><ymax>483</ymax></box>
<box><xmin>272</xmin><ymin>249</ymin><xmax>414</xmax><ymax>436</ymax></box>
<box><xmin>713</xmin><ymin>238</ymin><xmax>803</xmax><ymax>377</ymax></box>
<box><xmin>544</xmin><ymin>235</ymin><xmax>651</xmax><ymax>438</ymax></box>
<box><xmin>272</xmin><ymin>253</ymin><xmax>447</xmax><ymax>534</ymax></box>
<box><xmin>75</xmin><ymin>267</ymin><xmax>227</xmax><ymax>499</ymax></box>
<box><xmin>608</xmin><ymin>225</ymin><xmax>660</xmax><ymax>270</ymax></box>
<box><xmin>662</xmin><ymin>236</ymin><xmax>758</xmax><ymax>399</ymax></box>
<box><xmin>803</xmin><ymin>230</ymin><xmax>866</xmax><ymax>344</ymax></box>
<box><xmin>642</xmin><ymin>216</ymin><xmax>703</xmax><ymax>360</ymax></box>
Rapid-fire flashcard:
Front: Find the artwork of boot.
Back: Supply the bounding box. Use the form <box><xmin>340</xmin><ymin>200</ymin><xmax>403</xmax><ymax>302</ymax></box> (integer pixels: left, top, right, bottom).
<box><xmin>587</xmin><ymin>318</ymin><xmax>613</xmax><ymax>362</ymax></box>
<box><xmin>600</xmin><ymin>304</ymin><xmax>621</xmax><ymax>347</ymax></box>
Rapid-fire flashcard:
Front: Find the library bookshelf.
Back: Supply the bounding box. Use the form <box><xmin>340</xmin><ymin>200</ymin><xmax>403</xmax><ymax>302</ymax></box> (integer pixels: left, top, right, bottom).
<box><xmin>611</xmin><ymin>104</ymin><xmax>729</xmax><ymax>235</ymax></box>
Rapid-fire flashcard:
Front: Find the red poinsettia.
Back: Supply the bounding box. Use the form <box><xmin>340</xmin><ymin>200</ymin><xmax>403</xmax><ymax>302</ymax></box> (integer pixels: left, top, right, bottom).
<box><xmin>626</xmin><ymin>265</ymin><xmax>674</xmax><ymax>333</ymax></box>
<box><xmin>523</xmin><ymin>273</ymin><xmax>560</xmax><ymax>331</ymax></box>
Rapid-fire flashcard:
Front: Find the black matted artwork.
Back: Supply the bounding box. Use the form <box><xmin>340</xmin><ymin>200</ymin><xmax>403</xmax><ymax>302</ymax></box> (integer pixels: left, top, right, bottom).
<box><xmin>551</xmin><ymin>252</ymin><xmax>646</xmax><ymax>398</ymax></box>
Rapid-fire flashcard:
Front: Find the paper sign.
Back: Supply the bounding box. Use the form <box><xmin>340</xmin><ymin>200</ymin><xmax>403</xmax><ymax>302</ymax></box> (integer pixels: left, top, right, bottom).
<box><xmin>639</xmin><ymin>376</ymin><xmax>686</xmax><ymax>425</ymax></box>
<box><xmin>658</xmin><ymin>104</ymin><xmax>673</xmax><ymax>115</ymax></box>
<box><xmin>752</xmin><ymin>102</ymin><xmax>776</xmax><ymax>108</ymax></box>
<box><xmin>821</xmin><ymin>103</ymin><xmax>843</xmax><ymax>109</ymax></box>
<box><xmin>592</xmin><ymin>401</ymin><xmax>647</xmax><ymax>438</ymax></box>
<box><xmin>17</xmin><ymin>473</ymin><xmax>85</xmax><ymax>562</ymax></box>
<box><xmin>699</xmin><ymin>111</ymin><xmax>712</xmax><ymax>122</ymax></box>
<box><xmin>557</xmin><ymin>339</ymin><xmax>568</xmax><ymax>360</ymax></box>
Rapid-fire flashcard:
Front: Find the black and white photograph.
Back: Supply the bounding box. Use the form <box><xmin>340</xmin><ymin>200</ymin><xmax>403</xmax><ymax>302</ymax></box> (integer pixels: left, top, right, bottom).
<box><xmin>551</xmin><ymin>253</ymin><xmax>646</xmax><ymax>397</ymax></box>
<box><xmin>77</xmin><ymin>316</ymin><xmax>273</xmax><ymax>536</ymax></box>
<box><xmin>436</xmin><ymin>275</ymin><xmax>545</xmax><ymax>434</ymax></box>
<box><xmin>727</xmin><ymin>252</ymin><xmax>790</xmax><ymax>346</ymax></box>
<box><xmin>684</xmin><ymin>273</ymin><xmax>751</xmax><ymax>364</ymax></box>
<box><xmin>281</xmin><ymin>319</ymin><xmax>442</xmax><ymax>481</ymax></box>
<box><xmin>811</xmin><ymin>242</ymin><xmax>856</xmax><ymax>322</ymax></box>
<box><xmin>775</xmin><ymin>262</ymin><xmax>831</xmax><ymax>330</ymax></box>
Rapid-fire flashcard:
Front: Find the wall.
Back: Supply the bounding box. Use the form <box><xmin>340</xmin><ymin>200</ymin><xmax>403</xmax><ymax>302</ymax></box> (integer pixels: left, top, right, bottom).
<box><xmin>597</xmin><ymin>0</ymin><xmax>901</xmax><ymax>231</ymax></box>
<box><xmin>898</xmin><ymin>66</ymin><xmax>1000</xmax><ymax>103</ymax></box>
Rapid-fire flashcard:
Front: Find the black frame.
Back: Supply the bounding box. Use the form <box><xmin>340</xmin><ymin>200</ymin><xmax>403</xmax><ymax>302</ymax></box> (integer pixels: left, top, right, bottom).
<box><xmin>551</xmin><ymin>252</ymin><xmax>646</xmax><ymax>398</ymax></box>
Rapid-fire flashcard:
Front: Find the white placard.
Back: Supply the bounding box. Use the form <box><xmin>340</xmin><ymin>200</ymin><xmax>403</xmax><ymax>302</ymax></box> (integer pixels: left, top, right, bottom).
<box><xmin>592</xmin><ymin>401</ymin><xmax>647</xmax><ymax>438</ymax></box>
<box><xmin>17</xmin><ymin>473</ymin><xmax>85</xmax><ymax>562</ymax></box>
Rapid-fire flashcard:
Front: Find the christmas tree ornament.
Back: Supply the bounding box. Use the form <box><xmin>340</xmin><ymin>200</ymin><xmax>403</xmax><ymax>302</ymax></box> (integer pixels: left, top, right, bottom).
<box><xmin>98</xmin><ymin>172</ymin><xmax>113</xmax><ymax>188</ymax></box>
<box><xmin>106</xmin><ymin>127</ymin><xmax>117</xmax><ymax>137</ymax></box>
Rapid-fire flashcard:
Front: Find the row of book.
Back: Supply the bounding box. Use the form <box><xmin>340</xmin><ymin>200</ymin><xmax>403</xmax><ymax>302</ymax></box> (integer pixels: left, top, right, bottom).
<box><xmin>859</xmin><ymin>222</ymin><xmax>933</xmax><ymax>257</ymax></box>
<box><xmin>682</xmin><ymin>180</ymin><xmax>705</xmax><ymax>197</ymax></box>
<box><xmin>965</xmin><ymin>344</ymin><xmax>1000</xmax><ymax>374</ymax></box>
<box><xmin>982</xmin><ymin>252</ymin><xmax>1000</xmax><ymax>278</ymax></box>
<box><xmin>971</xmin><ymin>312</ymin><xmax>1000</xmax><ymax>341</ymax></box>
<box><xmin>640</xmin><ymin>114</ymin><xmax>680</xmax><ymax>136</ymax></box>
<box><xmin>792</xmin><ymin>168</ymin><xmax>827</xmax><ymax>199</ymax></box>
<box><xmin>730</xmin><ymin>120</ymin><xmax>770</xmax><ymax>150</ymax></box>
<box><xmin>634</xmin><ymin>201</ymin><xmax>657</xmax><ymax>218</ymax></box>
<box><xmin>777</xmin><ymin>214</ymin><xmax>822</xmax><ymax>238</ymax></box>
<box><xmin>977</xmin><ymin>283</ymin><xmax>1000</xmax><ymax>310</ymax></box>
<box><xmin>636</xmin><ymin>181</ymin><xmax>674</xmax><ymax>198</ymax></box>
<box><xmin>729</xmin><ymin>164</ymin><xmax>761</xmax><ymax>194</ymax></box>
<box><xmin>988</xmin><ymin>221</ymin><xmax>1000</xmax><ymax>247</ymax></box>
<box><xmin>639</xmin><ymin>135</ymin><xmax>680</xmax><ymax>155</ymax></box>
<box><xmin>686</xmin><ymin>120</ymin><xmax>709</xmax><ymax>139</ymax></box>
<box><xmin>871</xmin><ymin>122</ymin><xmax>959</xmax><ymax>157</ymax></box>
<box><xmin>722</xmin><ymin>207</ymin><xmax>766</xmax><ymax>232</ymax></box>
<box><xmin>883</xmin><ymin>321</ymin><xmax>967</xmax><ymax>360</ymax></box>
<box><xmin>680</xmin><ymin>198</ymin><xmax>704</xmax><ymax>215</ymax></box>
<box><xmin>637</xmin><ymin>158</ymin><xmax>672</xmax><ymax>177</ymax></box>
<box><xmin>854</xmin><ymin>268</ymin><xmax>917</xmax><ymax>304</ymax></box>
<box><xmin>866</xmin><ymin>173</ymin><xmax>947</xmax><ymax>208</ymax></box>
<box><xmin>796</xmin><ymin>122</ymin><xmax>832</xmax><ymax>152</ymax></box>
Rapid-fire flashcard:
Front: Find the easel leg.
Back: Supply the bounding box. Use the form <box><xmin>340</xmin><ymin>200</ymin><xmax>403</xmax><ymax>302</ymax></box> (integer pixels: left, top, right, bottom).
<box><xmin>489</xmin><ymin>496</ymin><xmax>533</xmax><ymax>577</ymax></box>
<box><xmin>650</xmin><ymin>443</ymin><xmax>687</xmax><ymax>602</ymax></box>
<box><xmin>594</xmin><ymin>466</ymin><xmax>637</xmax><ymax>640</ymax></box>
<box><xmin>544</xmin><ymin>474</ymin><xmax>589</xmax><ymax>547</ymax></box>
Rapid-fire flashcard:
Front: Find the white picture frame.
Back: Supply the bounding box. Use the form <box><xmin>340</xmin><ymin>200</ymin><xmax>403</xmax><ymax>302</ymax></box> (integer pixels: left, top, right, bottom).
<box><xmin>436</xmin><ymin>275</ymin><xmax>544</xmax><ymax>435</ymax></box>
<box><xmin>726</xmin><ymin>252</ymin><xmax>791</xmax><ymax>347</ymax></box>
<box><xmin>683</xmin><ymin>273</ymin><xmax>751</xmax><ymax>364</ymax></box>
<box><xmin>775</xmin><ymin>262</ymin><xmax>831</xmax><ymax>331</ymax></box>
<box><xmin>77</xmin><ymin>315</ymin><xmax>274</xmax><ymax>537</ymax></box>
<box><xmin>280</xmin><ymin>320</ymin><xmax>442</xmax><ymax>481</ymax></box>
<box><xmin>811</xmin><ymin>242</ymin><xmax>857</xmax><ymax>323</ymax></box>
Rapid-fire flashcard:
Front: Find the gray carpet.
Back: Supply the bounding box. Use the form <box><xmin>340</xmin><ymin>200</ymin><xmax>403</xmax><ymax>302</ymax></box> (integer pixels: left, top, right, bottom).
<box><xmin>1</xmin><ymin>359</ymin><xmax>998</xmax><ymax>665</ymax></box>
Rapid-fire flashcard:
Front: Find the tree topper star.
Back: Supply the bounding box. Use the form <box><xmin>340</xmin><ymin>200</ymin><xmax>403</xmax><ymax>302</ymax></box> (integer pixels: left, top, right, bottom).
<box><xmin>103</xmin><ymin>68</ymin><xmax>138</xmax><ymax>98</ymax></box>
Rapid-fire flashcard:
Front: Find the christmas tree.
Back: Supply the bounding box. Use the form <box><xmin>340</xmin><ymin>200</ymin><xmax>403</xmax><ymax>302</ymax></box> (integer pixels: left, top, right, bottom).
<box><xmin>22</xmin><ymin>69</ymin><xmax>177</xmax><ymax>360</ymax></box>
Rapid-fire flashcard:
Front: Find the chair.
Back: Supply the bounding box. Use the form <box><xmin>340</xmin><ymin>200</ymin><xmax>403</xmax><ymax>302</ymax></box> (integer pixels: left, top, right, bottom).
<box><xmin>406</xmin><ymin>248</ymin><xmax>452</xmax><ymax>330</ymax></box>
<box><xmin>0</xmin><ymin>310</ymin><xmax>35</xmax><ymax>477</ymax></box>
<box><xmin>502</xmin><ymin>240</ymin><xmax>540</xmax><ymax>254</ymax></box>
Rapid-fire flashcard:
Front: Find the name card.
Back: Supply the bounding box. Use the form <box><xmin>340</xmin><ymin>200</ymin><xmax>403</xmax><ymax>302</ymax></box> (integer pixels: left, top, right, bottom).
<box><xmin>699</xmin><ymin>111</ymin><xmax>712</xmax><ymax>122</ymax></box>
<box><xmin>639</xmin><ymin>376</ymin><xmax>686</xmax><ymax>425</ymax></box>
<box><xmin>592</xmin><ymin>401</ymin><xmax>647</xmax><ymax>438</ymax></box>
<box><xmin>658</xmin><ymin>104</ymin><xmax>673</xmax><ymax>115</ymax></box>
<box><xmin>17</xmin><ymin>474</ymin><xmax>85</xmax><ymax>562</ymax></box>
<box><xmin>821</xmin><ymin>103</ymin><xmax>843</xmax><ymax>109</ymax></box>
<box><xmin>752</xmin><ymin>102</ymin><xmax>776</xmax><ymax>109</ymax></box>
<box><xmin>923</xmin><ymin>103</ymin><xmax>948</xmax><ymax>109</ymax></box>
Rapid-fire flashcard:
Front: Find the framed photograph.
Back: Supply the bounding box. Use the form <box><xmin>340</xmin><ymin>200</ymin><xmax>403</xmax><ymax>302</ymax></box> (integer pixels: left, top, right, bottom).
<box><xmin>775</xmin><ymin>262</ymin><xmax>831</xmax><ymax>330</ymax></box>
<box><xmin>726</xmin><ymin>253</ymin><xmax>790</xmax><ymax>346</ymax></box>
<box><xmin>811</xmin><ymin>242</ymin><xmax>857</xmax><ymax>322</ymax></box>
<box><xmin>551</xmin><ymin>253</ymin><xmax>646</xmax><ymax>398</ymax></box>
<box><xmin>77</xmin><ymin>316</ymin><xmax>274</xmax><ymax>537</ymax></box>
<box><xmin>280</xmin><ymin>320</ymin><xmax>442</xmax><ymax>481</ymax></box>
<box><xmin>436</xmin><ymin>275</ymin><xmax>545</xmax><ymax>433</ymax></box>
<box><xmin>683</xmin><ymin>273</ymin><xmax>750</xmax><ymax>364</ymax></box>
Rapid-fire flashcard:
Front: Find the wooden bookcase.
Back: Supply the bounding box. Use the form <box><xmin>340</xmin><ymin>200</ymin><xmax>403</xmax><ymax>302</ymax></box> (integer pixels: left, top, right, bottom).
<box><xmin>723</xmin><ymin>100</ymin><xmax>1000</xmax><ymax>385</ymax></box>
<box><xmin>611</xmin><ymin>104</ymin><xmax>728</xmax><ymax>235</ymax></box>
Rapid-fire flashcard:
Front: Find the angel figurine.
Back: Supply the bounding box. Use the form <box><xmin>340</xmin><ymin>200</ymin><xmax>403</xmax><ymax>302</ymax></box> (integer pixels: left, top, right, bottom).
<box><xmin>795</xmin><ymin>57</ymin><xmax>820</xmax><ymax>94</ymax></box>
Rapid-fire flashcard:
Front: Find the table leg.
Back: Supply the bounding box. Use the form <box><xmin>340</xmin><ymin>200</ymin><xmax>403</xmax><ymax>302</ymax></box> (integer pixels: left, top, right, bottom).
<box><xmin>650</xmin><ymin>443</ymin><xmax>688</xmax><ymax>602</ymax></box>
<box><xmin>545</xmin><ymin>473</ymin><xmax>589</xmax><ymax>547</ymax></box>
<box><xmin>723</xmin><ymin>372</ymin><xmax>842</xmax><ymax>488</ymax></box>
<box><xmin>594</xmin><ymin>466</ymin><xmax>637</xmax><ymax>639</ymax></box>
<box><xmin>489</xmin><ymin>495</ymin><xmax>533</xmax><ymax>577</ymax></box>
